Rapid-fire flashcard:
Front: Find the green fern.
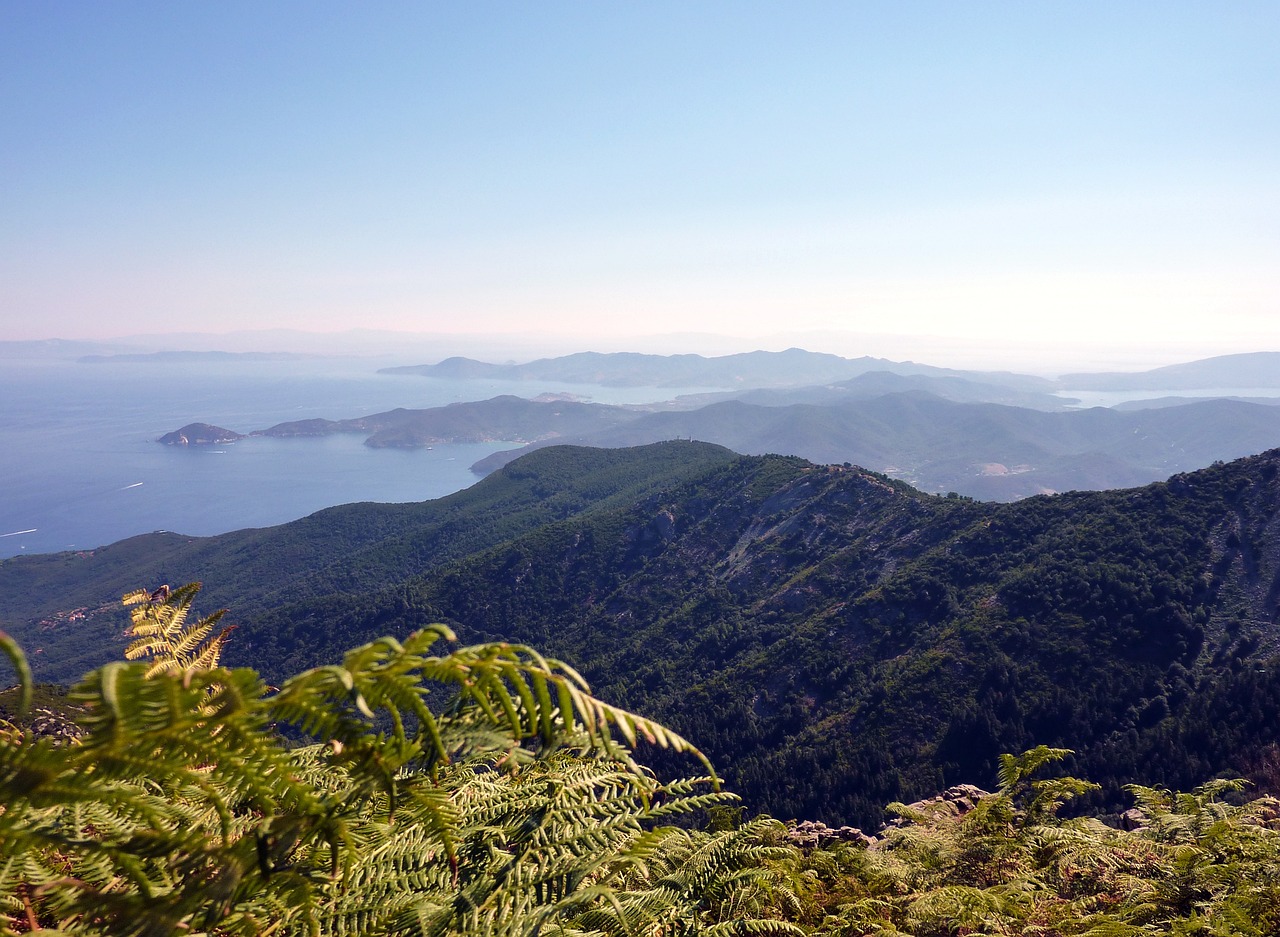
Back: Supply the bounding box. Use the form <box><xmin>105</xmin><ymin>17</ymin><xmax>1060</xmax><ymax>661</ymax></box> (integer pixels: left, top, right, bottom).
<box><xmin>0</xmin><ymin>630</ymin><xmax>31</xmax><ymax>723</ymax></box>
<box><xmin>121</xmin><ymin>582</ymin><xmax>233</xmax><ymax>677</ymax></box>
<box><xmin>1</xmin><ymin>583</ymin><xmax>796</xmax><ymax>937</ymax></box>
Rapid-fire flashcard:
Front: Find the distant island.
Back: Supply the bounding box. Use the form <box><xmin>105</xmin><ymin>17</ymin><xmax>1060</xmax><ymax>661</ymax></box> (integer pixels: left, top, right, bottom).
<box><xmin>157</xmin><ymin>423</ymin><xmax>244</xmax><ymax>446</ymax></box>
<box><xmin>379</xmin><ymin>348</ymin><xmax>1056</xmax><ymax>395</ymax></box>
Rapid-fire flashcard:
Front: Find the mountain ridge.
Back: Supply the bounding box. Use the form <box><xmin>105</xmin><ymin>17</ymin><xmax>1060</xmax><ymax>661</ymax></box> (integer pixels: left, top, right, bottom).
<box><xmin>1059</xmin><ymin>351</ymin><xmax>1280</xmax><ymax>390</ymax></box>
<box><xmin>379</xmin><ymin>348</ymin><xmax>1056</xmax><ymax>391</ymax></box>
<box><xmin>472</xmin><ymin>394</ymin><xmax>1280</xmax><ymax>499</ymax></box>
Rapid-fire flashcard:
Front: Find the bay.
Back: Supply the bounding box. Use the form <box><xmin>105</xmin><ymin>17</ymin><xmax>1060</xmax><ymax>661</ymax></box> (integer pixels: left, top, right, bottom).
<box><xmin>0</xmin><ymin>356</ymin><xmax>708</xmax><ymax>558</ymax></box>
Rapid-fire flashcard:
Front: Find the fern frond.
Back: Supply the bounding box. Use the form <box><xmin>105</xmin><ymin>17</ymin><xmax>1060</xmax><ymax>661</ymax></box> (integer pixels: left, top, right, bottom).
<box><xmin>0</xmin><ymin>629</ymin><xmax>32</xmax><ymax>721</ymax></box>
<box><xmin>122</xmin><ymin>582</ymin><xmax>233</xmax><ymax>678</ymax></box>
<box><xmin>3</xmin><ymin>588</ymin><xmax>807</xmax><ymax>937</ymax></box>
<box><xmin>997</xmin><ymin>745</ymin><xmax>1073</xmax><ymax>797</ymax></box>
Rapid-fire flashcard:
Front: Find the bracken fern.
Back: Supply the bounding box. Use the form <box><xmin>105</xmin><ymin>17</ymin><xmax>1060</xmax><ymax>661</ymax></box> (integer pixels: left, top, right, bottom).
<box><xmin>0</xmin><ymin>584</ymin><xmax>798</xmax><ymax>937</ymax></box>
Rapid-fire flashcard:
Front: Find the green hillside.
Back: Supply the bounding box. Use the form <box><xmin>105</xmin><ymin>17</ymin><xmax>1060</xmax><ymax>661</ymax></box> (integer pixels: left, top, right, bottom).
<box><xmin>5</xmin><ymin>442</ymin><xmax>1280</xmax><ymax>829</ymax></box>
<box><xmin>0</xmin><ymin>441</ymin><xmax>736</xmax><ymax>680</ymax></box>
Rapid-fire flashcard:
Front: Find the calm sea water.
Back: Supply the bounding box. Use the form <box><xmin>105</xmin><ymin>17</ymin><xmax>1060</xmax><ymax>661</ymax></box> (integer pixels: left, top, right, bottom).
<box><xmin>0</xmin><ymin>357</ymin><xmax>706</xmax><ymax>559</ymax></box>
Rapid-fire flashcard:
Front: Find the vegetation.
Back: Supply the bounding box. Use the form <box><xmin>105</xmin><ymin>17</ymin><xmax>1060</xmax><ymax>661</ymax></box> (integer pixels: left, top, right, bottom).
<box><xmin>0</xmin><ymin>441</ymin><xmax>739</xmax><ymax>678</ymax></box>
<box><xmin>213</xmin><ymin>449</ymin><xmax>1280</xmax><ymax>826</ymax></box>
<box><xmin>5</xmin><ymin>585</ymin><xmax>1280</xmax><ymax>935</ymax></box>
<box><xmin>783</xmin><ymin>747</ymin><xmax>1280</xmax><ymax>937</ymax></box>
<box><xmin>6</xmin><ymin>445</ymin><xmax>1280</xmax><ymax>828</ymax></box>
<box><xmin>0</xmin><ymin>584</ymin><xmax>799</xmax><ymax>936</ymax></box>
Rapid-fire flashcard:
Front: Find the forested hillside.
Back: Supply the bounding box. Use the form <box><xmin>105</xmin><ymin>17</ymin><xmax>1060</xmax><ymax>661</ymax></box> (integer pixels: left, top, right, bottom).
<box><xmin>5</xmin><ymin>443</ymin><xmax>1280</xmax><ymax>828</ymax></box>
<box><xmin>0</xmin><ymin>442</ymin><xmax>736</xmax><ymax>679</ymax></box>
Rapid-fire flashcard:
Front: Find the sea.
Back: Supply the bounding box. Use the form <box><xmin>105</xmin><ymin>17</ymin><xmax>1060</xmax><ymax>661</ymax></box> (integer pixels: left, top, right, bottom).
<box><xmin>0</xmin><ymin>356</ymin><xmax>710</xmax><ymax>560</ymax></box>
<box><xmin>5</xmin><ymin>355</ymin><xmax>1278</xmax><ymax>561</ymax></box>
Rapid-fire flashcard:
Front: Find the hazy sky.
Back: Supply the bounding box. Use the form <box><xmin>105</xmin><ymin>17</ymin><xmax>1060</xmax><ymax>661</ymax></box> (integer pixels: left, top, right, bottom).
<box><xmin>2</xmin><ymin>2</ymin><xmax>1277</xmax><ymax>370</ymax></box>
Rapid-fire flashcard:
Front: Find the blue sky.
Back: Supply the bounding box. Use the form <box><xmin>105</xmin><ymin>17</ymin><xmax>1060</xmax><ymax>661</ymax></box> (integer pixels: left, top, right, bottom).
<box><xmin>2</xmin><ymin>2</ymin><xmax>1277</xmax><ymax>370</ymax></box>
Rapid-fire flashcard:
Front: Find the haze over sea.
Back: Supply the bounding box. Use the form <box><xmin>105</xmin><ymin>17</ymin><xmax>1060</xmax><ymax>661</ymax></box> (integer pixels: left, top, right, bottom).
<box><xmin>0</xmin><ymin>356</ymin><xmax>708</xmax><ymax>559</ymax></box>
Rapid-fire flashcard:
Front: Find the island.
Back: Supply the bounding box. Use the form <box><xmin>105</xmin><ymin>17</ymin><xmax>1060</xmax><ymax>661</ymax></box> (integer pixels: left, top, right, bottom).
<box><xmin>157</xmin><ymin>423</ymin><xmax>244</xmax><ymax>446</ymax></box>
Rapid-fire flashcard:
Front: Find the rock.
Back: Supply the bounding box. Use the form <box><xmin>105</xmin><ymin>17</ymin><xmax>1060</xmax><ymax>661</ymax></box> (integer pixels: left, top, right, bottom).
<box><xmin>907</xmin><ymin>783</ymin><xmax>991</xmax><ymax>815</ymax></box>
<box><xmin>784</xmin><ymin>819</ymin><xmax>875</xmax><ymax>849</ymax></box>
<box><xmin>650</xmin><ymin>510</ymin><xmax>677</xmax><ymax>541</ymax></box>
<box><xmin>628</xmin><ymin>510</ymin><xmax>678</xmax><ymax>547</ymax></box>
<box><xmin>940</xmin><ymin>784</ymin><xmax>991</xmax><ymax>812</ymax></box>
<box><xmin>28</xmin><ymin>707</ymin><xmax>82</xmax><ymax>744</ymax></box>
<box><xmin>889</xmin><ymin>784</ymin><xmax>994</xmax><ymax>826</ymax></box>
<box><xmin>1119</xmin><ymin>808</ymin><xmax>1147</xmax><ymax>831</ymax></box>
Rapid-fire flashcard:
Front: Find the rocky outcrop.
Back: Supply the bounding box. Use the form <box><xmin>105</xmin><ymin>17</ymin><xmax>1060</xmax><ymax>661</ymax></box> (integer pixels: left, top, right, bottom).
<box><xmin>888</xmin><ymin>784</ymin><xmax>994</xmax><ymax>826</ymax></box>
<box><xmin>26</xmin><ymin>706</ymin><xmax>83</xmax><ymax>744</ymax></box>
<box><xmin>785</xmin><ymin>820</ymin><xmax>876</xmax><ymax>849</ymax></box>
<box><xmin>785</xmin><ymin>785</ymin><xmax>993</xmax><ymax>850</ymax></box>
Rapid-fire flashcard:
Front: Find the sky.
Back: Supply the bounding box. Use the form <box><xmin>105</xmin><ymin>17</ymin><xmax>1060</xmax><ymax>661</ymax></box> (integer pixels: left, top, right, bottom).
<box><xmin>2</xmin><ymin>2</ymin><xmax>1278</xmax><ymax>372</ymax></box>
